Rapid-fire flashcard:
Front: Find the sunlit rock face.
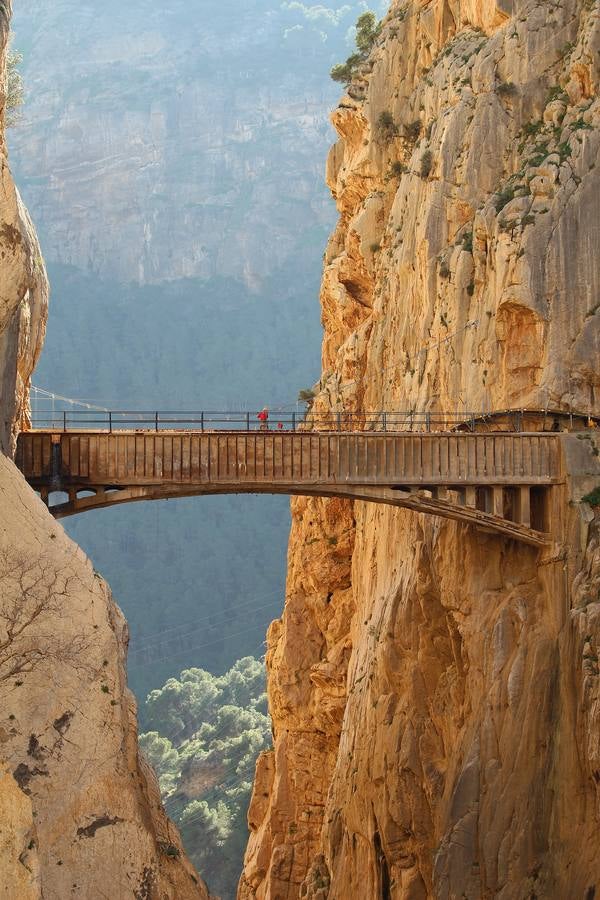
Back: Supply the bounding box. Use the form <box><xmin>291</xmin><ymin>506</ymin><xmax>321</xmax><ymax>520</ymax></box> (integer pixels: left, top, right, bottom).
<box><xmin>0</xmin><ymin>5</ymin><xmax>210</xmax><ymax>896</ymax></box>
<box><xmin>240</xmin><ymin>0</ymin><xmax>600</xmax><ymax>896</ymax></box>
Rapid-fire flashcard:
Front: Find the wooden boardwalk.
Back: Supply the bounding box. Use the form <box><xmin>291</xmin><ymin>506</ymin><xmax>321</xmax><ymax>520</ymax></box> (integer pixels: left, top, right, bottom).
<box><xmin>16</xmin><ymin>430</ymin><xmax>563</xmax><ymax>545</ymax></box>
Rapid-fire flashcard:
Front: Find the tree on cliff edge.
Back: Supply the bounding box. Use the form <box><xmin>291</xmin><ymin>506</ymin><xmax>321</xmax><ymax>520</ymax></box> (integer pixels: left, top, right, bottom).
<box><xmin>330</xmin><ymin>12</ymin><xmax>381</xmax><ymax>84</ymax></box>
<box><xmin>5</xmin><ymin>45</ymin><xmax>24</xmax><ymax>127</ymax></box>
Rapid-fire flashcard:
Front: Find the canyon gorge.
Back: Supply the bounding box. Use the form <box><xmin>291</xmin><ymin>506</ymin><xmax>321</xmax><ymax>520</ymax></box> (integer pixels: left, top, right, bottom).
<box><xmin>1</xmin><ymin>0</ymin><xmax>600</xmax><ymax>898</ymax></box>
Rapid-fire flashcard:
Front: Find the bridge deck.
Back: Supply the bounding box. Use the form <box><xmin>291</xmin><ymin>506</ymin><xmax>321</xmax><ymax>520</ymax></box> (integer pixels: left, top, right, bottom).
<box><xmin>15</xmin><ymin>430</ymin><xmax>563</xmax><ymax>545</ymax></box>
<box><xmin>18</xmin><ymin>430</ymin><xmax>561</xmax><ymax>486</ymax></box>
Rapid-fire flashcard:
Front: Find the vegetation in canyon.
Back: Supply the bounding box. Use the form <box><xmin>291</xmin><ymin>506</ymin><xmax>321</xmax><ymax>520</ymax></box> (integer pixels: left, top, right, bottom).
<box><xmin>140</xmin><ymin>657</ymin><xmax>270</xmax><ymax>899</ymax></box>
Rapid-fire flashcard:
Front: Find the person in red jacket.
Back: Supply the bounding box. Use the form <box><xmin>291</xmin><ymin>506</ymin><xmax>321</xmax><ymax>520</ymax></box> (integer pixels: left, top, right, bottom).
<box><xmin>257</xmin><ymin>407</ymin><xmax>269</xmax><ymax>431</ymax></box>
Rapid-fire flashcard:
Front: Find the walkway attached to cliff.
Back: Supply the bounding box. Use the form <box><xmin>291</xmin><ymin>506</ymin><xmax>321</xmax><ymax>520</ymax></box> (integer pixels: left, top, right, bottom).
<box><xmin>16</xmin><ymin>409</ymin><xmax>572</xmax><ymax>546</ymax></box>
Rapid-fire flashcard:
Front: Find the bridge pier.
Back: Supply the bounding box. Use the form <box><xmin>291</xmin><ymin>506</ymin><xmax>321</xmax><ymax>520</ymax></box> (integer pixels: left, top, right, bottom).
<box><xmin>463</xmin><ymin>486</ymin><xmax>477</xmax><ymax>509</ymax></box>
<box><xmin>516</xmin><ymin>486</ymin><xmax>531</xmax><ymax>528</ymax></box>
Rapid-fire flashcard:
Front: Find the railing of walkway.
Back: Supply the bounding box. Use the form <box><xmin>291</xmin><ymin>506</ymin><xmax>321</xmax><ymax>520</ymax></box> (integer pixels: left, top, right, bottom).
<box><xmin>27</xmin><ymin>409</ymin><xmax>598</xmax><ymax>433</ymax></box>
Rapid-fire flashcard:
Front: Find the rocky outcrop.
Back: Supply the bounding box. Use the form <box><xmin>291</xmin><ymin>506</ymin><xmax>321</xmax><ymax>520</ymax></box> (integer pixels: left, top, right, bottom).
<box><xmin>0</xmin><ymin>452</ymin><xmax>210</xmax><ymax>898</ymax></box>
<box><xmin>241</xmin><ymin>0</ymin><xmax>600</xmax><ymax>896</ymax></box>
<box><xmin>0</xmin><ymin>4</ymin><xmax>210</xmax><ymax>896</ymax></box>
<box><xmin>0</xmin><ymin>0</ymin><xmax>47</xmax><ymax>453</ymax></box>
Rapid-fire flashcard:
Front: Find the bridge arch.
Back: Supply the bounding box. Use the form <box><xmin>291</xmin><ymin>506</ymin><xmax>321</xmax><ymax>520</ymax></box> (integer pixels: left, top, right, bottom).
<box><xmin>16</xmin><ymin>428</ymin><xmax>563</xmax><ymax>546</ymax></box>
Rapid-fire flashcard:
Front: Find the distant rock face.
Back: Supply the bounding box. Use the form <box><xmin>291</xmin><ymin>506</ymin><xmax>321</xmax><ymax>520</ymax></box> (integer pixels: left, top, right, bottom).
<box><xmin>9</xmin><ymin>0</ymin><xmax>341</xmax><ymax>288</ymax></box>
<box><xmin>0</xmin><ymin>5</ymin><xmax>210</xmax><ymax>896</ymax></box>
<box><xmin>240</xmin><ymin>0</ymin><xmax>600</xmax><ymax>896</ymax></box>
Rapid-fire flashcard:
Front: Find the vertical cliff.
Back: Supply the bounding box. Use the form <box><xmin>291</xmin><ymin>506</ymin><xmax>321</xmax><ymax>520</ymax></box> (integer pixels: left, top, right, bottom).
<box><xmin>0</xmin><ymin>1</ymin><xmax>47</xmax><ymax>454</ymax></box>
<box><xmin>241</xmin><ymin>0</ymin><xmax>600</xmax><ymax>896</ymax></box>
<box><xmin>0</xmin><ymin>4</ymin><xmax>210</xmax><ymax>896</ymax></box>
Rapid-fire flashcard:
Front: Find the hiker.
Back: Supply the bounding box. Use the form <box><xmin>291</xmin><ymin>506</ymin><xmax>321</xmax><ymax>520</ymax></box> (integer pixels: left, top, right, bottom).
<box><xmin>257</xmin><ymin>407</ymin><xmax>269</xmax><ymax>431</ymax></box>
<box><xmin>277</xmin><ymin>421</ymin><xmax>284</xmax><ymax>431</ymax></box>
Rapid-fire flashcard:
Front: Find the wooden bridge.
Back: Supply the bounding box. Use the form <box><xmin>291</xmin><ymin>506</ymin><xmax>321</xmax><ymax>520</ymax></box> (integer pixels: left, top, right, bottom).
<box><xmin>16</xmin><ymin>420</ymin><xmax>565</xmax><ymax>546</ymax></box>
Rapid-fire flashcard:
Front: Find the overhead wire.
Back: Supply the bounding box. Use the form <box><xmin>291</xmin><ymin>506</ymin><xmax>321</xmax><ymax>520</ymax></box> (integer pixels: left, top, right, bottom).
<box><xmin>127</xmin><ymin>589</ymin><xmax>283</xmax><ymax>656</ymax></box>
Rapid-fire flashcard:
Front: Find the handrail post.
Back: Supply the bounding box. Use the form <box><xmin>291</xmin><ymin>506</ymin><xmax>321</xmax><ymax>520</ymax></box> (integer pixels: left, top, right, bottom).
<box><xmin>201</xmin><ymin>411</ymin><xmax>204</xmax><ymax>433</ymax></box>
<box><xmin>337</xmin><ymin>411</ymin><xmax>341</xmax><ymax>432</ymax></box>
<box><xmin>425</xmin><ymin>412</ymin><xmax>430</xmax><ymax>432</ymax></box>
<box><xmin>292</xmin><ymin>412</ymin><xmax>296</xmax><ymax>431</ymax></box>
<box><xmin>109</xmin><ymin>411</ymin><xmax>112</xmax><ymax>434</ymax></box>
<box><xmin>155</xmin><ymin>412</ymin><xmax>159</xmax><ymax>432</ymax></box>
<box><xmin>246</xmin><ymin>411</ymin><xmax>250</xmax><ymax>431</ymax></box>
<box><xmin>63</xmin><ymin>410</ymin><xmax>67</xmax><ymax>433</ymax></box>
<box><xmin>382</xmin><ymin>411</ymin><xmax>387</xmax><ymax>432</ymax></box>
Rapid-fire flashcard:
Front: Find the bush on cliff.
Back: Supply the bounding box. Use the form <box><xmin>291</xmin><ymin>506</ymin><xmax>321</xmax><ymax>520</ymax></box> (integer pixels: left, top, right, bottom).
<box><xmin>330</xmin><ymin>11</ymin><xmax>381</xmax><ymax>85</ymax></box>
<box><xmin>5</xmin><ymin>45</ymin><xmax>24</xmax><ymax>127</ymax></box>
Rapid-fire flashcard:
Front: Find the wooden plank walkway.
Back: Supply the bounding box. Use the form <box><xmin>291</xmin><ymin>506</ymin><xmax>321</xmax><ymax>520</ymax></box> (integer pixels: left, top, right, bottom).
<box><xmin>18</xmin><ymin>431</ymin><xmax>560</xmax><ymax>486</ymax></box>
<box><xmin>15</xmin><ymin>430</ymin><xmax>563</xmax><ymax>545</ymax></box>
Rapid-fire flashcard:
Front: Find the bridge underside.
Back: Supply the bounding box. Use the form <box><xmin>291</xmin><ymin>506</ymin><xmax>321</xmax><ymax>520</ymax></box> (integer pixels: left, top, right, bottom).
<box><xmin>37</xmin><ymin>481</ymin><xmax>552</xmax><ymax>547</ymax></box>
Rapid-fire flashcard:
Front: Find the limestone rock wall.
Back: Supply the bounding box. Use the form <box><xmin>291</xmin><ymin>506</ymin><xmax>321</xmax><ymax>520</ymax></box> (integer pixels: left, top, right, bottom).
<box><xmin>241</xmin><ymin>0</ymin><xmax>600</xmax><ymax>896</ymax></box>
<box><xmin>0</xmin><ymin>4</ymin><xmax>210</xmax><ymax>896</ymax></box>
<box><xmin>0</xmin><ymin>453</ymin><xmax>210</xmax><ymax>898</ymax></box>
<box><xmin>0</xmin><ymin>0</ymin><xmax>47</xmax><ymax>454</ymax></box>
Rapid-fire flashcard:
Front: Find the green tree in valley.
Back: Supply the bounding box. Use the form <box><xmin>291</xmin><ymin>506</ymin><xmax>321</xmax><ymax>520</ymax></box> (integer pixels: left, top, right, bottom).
<box><xmin>140</xmin><ymin>657</ymin><xmax>271</xmax><ymax>900</ymax></box>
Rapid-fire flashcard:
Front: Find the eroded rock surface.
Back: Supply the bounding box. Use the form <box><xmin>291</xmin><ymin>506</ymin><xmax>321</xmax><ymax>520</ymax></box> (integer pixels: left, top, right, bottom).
<box><xmin>0</xmin><ymin>454</ymin><xmax>210</xmax><ymax>898</ymax></box>
<box><xmin>241</xmin><ymin>0</ymin><xmax>600</xmax><ymax>896</ymax></box>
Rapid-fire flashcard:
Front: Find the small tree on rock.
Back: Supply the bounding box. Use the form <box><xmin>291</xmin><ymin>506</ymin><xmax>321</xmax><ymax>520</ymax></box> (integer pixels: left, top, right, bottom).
<box><xmin>5</xmin><ymin>47</ymin><xmax>24</xmax><ymax>128</ymax></box>
<box><xmin>330</xmin><ymin>11</ymin><xmax>382</xmax><ymax>85</ymax></box>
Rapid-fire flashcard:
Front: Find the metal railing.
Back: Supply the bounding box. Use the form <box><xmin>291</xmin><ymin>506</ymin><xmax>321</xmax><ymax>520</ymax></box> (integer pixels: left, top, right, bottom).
<box><xmin>26</xmin><ymin>408</ymin><xmax>599</xmax><ymax>434</ymax></box>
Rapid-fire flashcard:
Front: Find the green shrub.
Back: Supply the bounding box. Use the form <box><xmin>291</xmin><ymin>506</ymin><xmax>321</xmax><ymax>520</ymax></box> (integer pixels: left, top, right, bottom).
<box><xmin>494</xmin><ymin>185</ymin><xmax>515</xmax><ymax>212</ymax></box>
<box><xmin>420</xmin><ymin>150</ymin><xmax>433</xmax><ymax>178</ymax></box>
<box><xmin>389</xmin><ymin>160</ymin><xmax>407</xmax><ymax>178</ymax></box>
<box><xmin>330</xmin><ymin>55</ymin><xmax>362</xmax><ymax>85</ymax></box>
<box><xmin>298</xmin><ymin>388</ymin><xmax>315</xmax><ymax>404</ymax></box>
<box><xmin>522</xmin><ymin>120</ymin><xmax>543</xmax><ymax>138</ymax></box>
<box><xmin>461</xmin><ymin>231</ymin><xmax>473</xmax><ymax>253</ymax></box>
<box><xmin>377</xmin><ymin>110</ymin><xmax>398</xmax><ymax>140</ymax></box>
<box><xmin>405</xmin><ymin>120</ymin><xmax>422</xmax><ymax>141</ymax></box>
<box><xmin>582</xmin><ymin>486</ymin><xmax>600</xmax><ymax>506</ymax></box>
<box><xmin>547</xmin><ymin>84</ymin><xmax>568</xmax><ymax>104</ymax></box>
<box><xmin>497</xmin><ymin>81</ymin><xmax>518</xmax><ymax>97</ymax></box>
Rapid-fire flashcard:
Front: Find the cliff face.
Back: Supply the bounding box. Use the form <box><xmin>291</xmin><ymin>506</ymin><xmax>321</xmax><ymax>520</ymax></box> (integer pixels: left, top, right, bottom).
<box><xmin>241</xmin><ymin>0</ymin><xmax>600</xmax><ymax>896</ymax></box>
<box><xmin>0</xmin><ymin>5</ymin><xmax>209</xmax><ymax>896</ymax></box>
<box><xmin>0</xmin><ymin>1</ymin><xmax>47</xmax><ymax>454</ymax></box>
